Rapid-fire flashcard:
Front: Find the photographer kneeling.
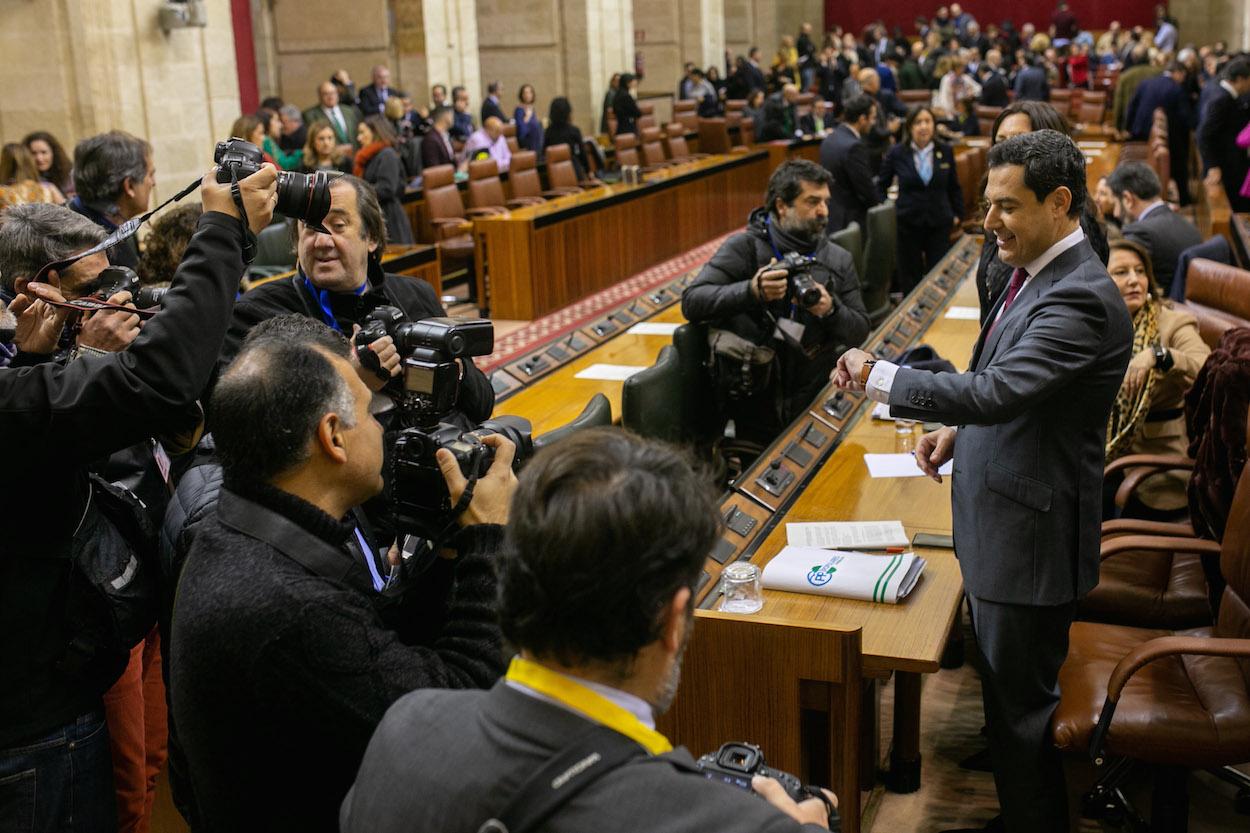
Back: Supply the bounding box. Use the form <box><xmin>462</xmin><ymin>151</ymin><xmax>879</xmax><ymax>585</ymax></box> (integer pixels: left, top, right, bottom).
<box><xmin>169</xmin><ymin>316</ymin><xmax>512</xmax><ymax>832</ymax></box>
<box><xmin>0</xmin><ymin>164</ymin><xmax>277</xmax><ymax>832</ymax></box>
<box><xmin>681</xmin><ymin>160</ymin><xmax>869</xmax><ymax>448</ymax></box>
<box><xmin>342</xmin><ymin>428</ymin><xmax>837</xmax><ymax>833</ymax></box>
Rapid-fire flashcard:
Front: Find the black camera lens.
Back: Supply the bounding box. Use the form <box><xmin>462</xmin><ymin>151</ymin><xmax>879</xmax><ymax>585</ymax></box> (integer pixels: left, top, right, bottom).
<box><xmin>275</xmin><ymin>169</ymin><xmax>332</xmax><ymax>233</ymax></box>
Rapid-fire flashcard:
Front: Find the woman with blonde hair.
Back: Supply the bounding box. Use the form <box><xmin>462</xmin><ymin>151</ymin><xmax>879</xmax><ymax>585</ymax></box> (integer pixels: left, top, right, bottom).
<box><xmin>0</xmin><ymin>142</ymin><xmax>64</xmax><ymax>209</ymax></box>
<box><xmin>299</xmin><ymin>122</ymin><xmax>352</xmax><ymax>174</ymax></box>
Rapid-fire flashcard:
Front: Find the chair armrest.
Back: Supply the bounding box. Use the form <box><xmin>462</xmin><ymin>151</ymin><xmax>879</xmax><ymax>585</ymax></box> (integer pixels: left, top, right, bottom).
<box><xmin>431</xmin><ymin>218</ymin><xmax>473</xmax><ymax>238</ymax></box>
<box><xmin>1101</xmin><ymin>519</ymin><xmax>1197</xmax><ymax>539</ymax></box>
<box><xmin>464</xmin><ymin>207</ymin><xmax>507</xmax><ymax>217</ymax></box>
<box><xmin>541</xmin><ymin>187</ymin><xmax>582</xmax><ymax>197</ymax></box>
<box><xmin>1089</xmin><ymin>635</ymin><xmax>1250</xmax><ymax>763</ymax></box>
<box><xmin>1105</xmin><ymin>454</ymin><xmax>1194</xmax><ymax>478</ymax></box>
<box><xmin>505</xmin><ymin>197</ymin><xmax>545</xmax><ymax>208</ymax></box>
<box><xmin>1099</xmin><ymin>534</ymin><xmax>1221</xmax><ymax>562</ymax></box>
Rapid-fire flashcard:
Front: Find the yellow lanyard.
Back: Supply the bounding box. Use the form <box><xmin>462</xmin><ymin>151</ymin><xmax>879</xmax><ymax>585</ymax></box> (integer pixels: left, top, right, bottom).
<box><xmin>505</xmin><ymin>657</ymin><xmax>673</xmax><ymax>756</ymax></box>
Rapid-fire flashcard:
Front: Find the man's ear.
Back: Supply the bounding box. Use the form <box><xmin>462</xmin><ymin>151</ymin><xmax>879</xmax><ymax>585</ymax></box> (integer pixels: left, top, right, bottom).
<box><xmin>316</xmin><ymin>412</ymin><xmax>350</xmax><ymax>464</ymax></box>
<box><xmin>122</xmin><ymin>176</ymin><xmax>137</xmax><ymax>199</ymax></box>
<box><xmin>660</xmin><ymin>587</ymin><xmax>692</xmax><ymax>655</ymax></box>
<box><xmin>1050</xmin><ymin>185</ymin><xmax>1074</xmax><ymax>218</ymax></box>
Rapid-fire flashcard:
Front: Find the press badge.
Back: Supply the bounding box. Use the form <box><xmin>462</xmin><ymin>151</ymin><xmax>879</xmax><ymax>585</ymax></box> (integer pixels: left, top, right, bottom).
<box><xmin>774</xmin><ymin>317</ymin><xmax>806</xmax><ymax>344</ymax></box>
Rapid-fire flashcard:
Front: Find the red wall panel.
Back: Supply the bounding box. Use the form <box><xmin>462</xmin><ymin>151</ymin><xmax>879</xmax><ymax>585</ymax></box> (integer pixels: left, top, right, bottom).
<box><xmin>821</xmin><ymin>1</ymin><xmax>1160</xmax><ymax>37</ymax></box>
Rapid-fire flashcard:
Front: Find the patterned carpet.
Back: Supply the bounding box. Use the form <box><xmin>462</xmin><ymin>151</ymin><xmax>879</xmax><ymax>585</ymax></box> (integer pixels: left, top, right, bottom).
<box><xmin>477</xmin><ymin>229</ymin><xmax>739</xmax><ymax>372</ymax></box>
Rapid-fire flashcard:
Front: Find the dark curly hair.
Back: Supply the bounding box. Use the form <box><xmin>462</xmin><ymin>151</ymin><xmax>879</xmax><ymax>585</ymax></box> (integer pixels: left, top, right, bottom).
<box><xmin>138</xmin><ymin>203</ymin><xmax>203</xmax><ymax>286</ymax></box>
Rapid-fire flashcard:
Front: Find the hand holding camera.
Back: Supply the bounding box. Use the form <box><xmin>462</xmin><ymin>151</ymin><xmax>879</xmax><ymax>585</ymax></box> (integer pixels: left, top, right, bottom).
<box><xmin>750</xmin><ymin>258</ymin><xmax>790</xmax><ymax>303</ymax></box>
<box><xmin>201</xmin><ymin>164</ymin><xmax>278</xmax><ymax>235</ymax></box>
<box><xmin>751</xmin><ymin>776</ymin><xmax>839</xmax><ymax>830</ymax></box>
<box><xmin>78</xmin><ymin>289</ymin><xmax>141</xmax><ymax>352</ymax></box>
<box><xmin>435</xmin><ymin>434</ymin><xmax>518</xmax><ymax>528</ymax></box>
<box><xmin>7</xmin><ymin>283</ymin><xmax>71</xmax><ymax>355</ymax></box>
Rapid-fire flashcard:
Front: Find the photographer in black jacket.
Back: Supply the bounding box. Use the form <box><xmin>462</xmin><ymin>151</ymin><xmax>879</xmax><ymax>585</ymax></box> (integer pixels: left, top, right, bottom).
<box><xmin>221</xmin><ymin>174</ymin><xmax>493</xmax><ymax>430</ymax></box>
<box><xmin>0</xmin><ymin>163</ymin><xmax>277</xmax><ymax>832</ymax></box>
<box><xmin>682</xmin><ymin>160</ymin><xmax>870</xmax><ymax>446</ymax></box>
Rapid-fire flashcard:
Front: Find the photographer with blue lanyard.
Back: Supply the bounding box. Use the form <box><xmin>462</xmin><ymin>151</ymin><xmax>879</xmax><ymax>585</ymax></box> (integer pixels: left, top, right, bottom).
<box><xmin>682</xmin><ymin>160</ymin><xmax>870</xmax><ymax>447</ymax></box>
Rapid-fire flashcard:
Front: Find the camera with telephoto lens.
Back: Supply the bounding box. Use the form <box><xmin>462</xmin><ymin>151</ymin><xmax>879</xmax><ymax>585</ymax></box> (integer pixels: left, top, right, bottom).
<box><xmin>779</xmin><ymin>251</ymin><xmax>822</xmax><ymax>308</ymax></box>
<box><xmin>696</xmin><ymin>742</ymin><xmax>840</xmax><ymax>831</ymax></box>
<box><xmin>94</xmin><ymin>265</ymin><xmax>168</xmax><ymax>308</ymax></box>
<box><xmin>353</xmin><ymin>308</ymin><xmax>532</xmax><ymax>540</ymax></box>
<box><xmin>213</xmin><ymin>138</ymin><xmax>332</xmax><ymax>231</ymax></box>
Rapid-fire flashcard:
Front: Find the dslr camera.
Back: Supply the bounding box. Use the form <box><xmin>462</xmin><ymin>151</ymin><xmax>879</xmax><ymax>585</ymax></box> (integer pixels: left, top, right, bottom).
<box><xmin>354</xmin><ymin>308</ymin><xmax>532</xmax><ymax>540</ymax></box>
<box><xmin>214</xmin><ymin>138</ymin><xmax>332</xmax><ymax>231</ymax></box>
<box><xmin>779</xmin><ymin>252</ymin><xmax>823</xmax><ymax>308</ymax></box>
<box><xmin>696</xmin><ymin>742</ymin><xmax>840</xmax><ymax>831</ymax></box>
<box><xmin>94</xmin><ymin>265</ymin><xmax>168</xmax><ymax>309</ymax></box>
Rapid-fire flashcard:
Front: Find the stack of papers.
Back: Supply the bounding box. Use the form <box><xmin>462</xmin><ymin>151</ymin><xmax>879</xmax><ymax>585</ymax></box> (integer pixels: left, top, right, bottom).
<box><xmin>786</xmin><ymin>520</ymin><xmax>909</xmax><ymax>550</ymax></box>
<box><xmin>864</xmin><ymin>453</ymin><xmax>952</xmax><ymax>478</ymax></box>
<box><xmin>762</xmin><ymin>546</ymin><xmax>926</xmax><ymax>603</ymax></box>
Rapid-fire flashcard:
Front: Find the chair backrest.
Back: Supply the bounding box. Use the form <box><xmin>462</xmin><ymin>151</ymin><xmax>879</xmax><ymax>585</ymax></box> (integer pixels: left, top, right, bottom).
<box><xmin>739</xmin><ymin>117</ymin><xmax>755</xmax><ymax>147</ymax></box>
<box><xmin>725</xmin><ymin>99</ymin><xmax>747</xmax><ymax>113</ymax></box>
<box><xmin>532</xmin><ymin>393</ymin><xmax>612</xmax><ymax>450</ymax></box>
<box><xmin>1078</xmin><ymin>101</ymin><xmax>1105</xmax><ymax>125</ymax></box>
<box><xmin>506</xmin><ymin>136</ymin><xmax>521</xmax><ymax>154</ymax></box>
<box><xmin>547</xmin><ymin>143</ymin><xmax>580</xmax><ymax>188</ymax></box>
<box><xmin>502</xmin><ymin>123</ymin><xmax>517</xmax><ymax>138</ymax></box>
<box><xmin>614</xmin><ymin>132</ymin><xmax>641</xmax><ymax>167</ymax></box>
<box><xmin>253</xmin><ymin>222</ymin><xmax>295</xmax><ymax>269</ymax></box>
<box><xmin>671</xmin><ymin>322</ymin><xmax>718</xmax><ymax>445</ymax></box>
<box><xmin>1150</xmin><ymin>144</ymin><xmax>1171</xmax><ymax>194</ymax></box>
<box><xmin>698</xmin><ymin>118</ymin><xmax>731</xmax><ymax>154</ymax></box>
<box><xmin>862</xmin><ymin>202</ymin><xmax>898</xmax><ymax>320</ymax></box>
<box><xmin>466</xmin><ymin>158</ymin><xmax>506</xmax><ymax>209</ymax></box>
<box><xmin>898</xmin><ymin>89</ymin><xmax>931</xmax><ymax>105</ymax></box>
<box><xmin>422</xmin><ymin>164</ymin><xmax>465</xmax><ymax>221</ymax></box>
<box><xmin>665</xmin><ymin>124</ymin><xmax>692</xmax><ymax>159</ymax></box>
<box><xmin>509</xmin><ymin>150</ymin><xmax>542</xmax><ymax>199</ymax></box>
<box><xmin>1216</xmin><ymin>410</ymin><xmax>1250</xmax><ymax>655</ymax></box>
<box><xmin>621</xmin><ymin>345</ymin><xmax>683</xmax><ymax>442</ymax></box>
<box><xmin>640</xmin><ymin>127</ymin><xmax>668</xmax><ymax>166</ymax></box>
<box><xmin>1083</xmin><ymin>89</ymin><xmax>1107</xmax><ymax>107</ymax></box>
<box><xmin>1185</xmin><ymin>259</ymin><xmax>1250</xmax><ymax>321</ymax></box>
<box><xmin>973</xmin><ymin>104</ymin><xmax>1002</xmax><ymax>120</ymax></box>
<box><xmin>674</xmin><ymin>99</ymin><xmax>697</xmax><ymax>113</ymax></box>
<box><xmin>829</xmin><ymin>221</ymin><xmax>864</xmax><ymax>281</ymax></box>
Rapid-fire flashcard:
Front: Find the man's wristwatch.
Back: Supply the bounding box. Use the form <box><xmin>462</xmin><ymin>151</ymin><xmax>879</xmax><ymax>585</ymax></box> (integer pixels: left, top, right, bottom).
<box><xmin>1151</xmin><ymin>342</ymin><xmax>1174</xmax><ymax>372</ymax></box>
<box><xmin>859</xmin><ymin>358</ymin><xmax>877</xmax><ymax>385</ymax></box>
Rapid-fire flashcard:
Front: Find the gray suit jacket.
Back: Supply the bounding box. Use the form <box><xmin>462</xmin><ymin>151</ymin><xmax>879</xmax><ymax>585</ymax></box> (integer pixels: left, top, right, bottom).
<box><xmin>889</xmin><ymin>240</ymin><xmax>1133</xmax><ymax>605</ymax></box>
<box><xmin>341</xmin><ymin>682</ymin><xmax>823</xmax><ymax>833</ymax></box>
<box><xmin>1121</xmin><ymin>205</ymin><xmax>1203</xmax><ymax>295</ymax></box>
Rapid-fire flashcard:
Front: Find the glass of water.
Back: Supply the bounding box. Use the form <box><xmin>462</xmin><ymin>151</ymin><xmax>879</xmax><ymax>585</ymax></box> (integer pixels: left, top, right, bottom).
<box><xmin>895</xmin><ymin>418</ymin><xmax>918</xmax><ymax>452</ymax></box>
<box><xmin>719</xmin><ymin>562</ymin><xmax>764</xmax><ymax>614</ymax></box>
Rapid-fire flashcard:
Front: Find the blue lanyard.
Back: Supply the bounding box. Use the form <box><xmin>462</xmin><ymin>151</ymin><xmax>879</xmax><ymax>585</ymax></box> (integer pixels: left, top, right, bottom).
<box><xmin>301</xmin><ymin>274</ymin><xmax>368</xmax><ymax>333</ymax></box>
<box><xmin>354</xmin><ymin>527</ymin><xmax>386</xmax><ymax>592</ymax></box>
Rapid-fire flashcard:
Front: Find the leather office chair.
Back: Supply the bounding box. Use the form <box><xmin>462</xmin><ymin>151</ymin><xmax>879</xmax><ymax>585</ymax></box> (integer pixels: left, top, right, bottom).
<box><xmin>640</xmin><ymin>127</ymin><xmax>676</xmax><ymax>169</ymax></box>
<box><xmin>621</xmin><ymin>345</ymin><xmax>683</xmax><ymax>443</ymax></box>
<box><xmin>1053</xmin><ymin>411</ymin><xmax>1250</xmax><ymax>832</ymax></box>
<box><xmin>613</xmin><ymin>132</ymin><xmax>641</xmax><ymax>168</ymax></box>
<box><xmin>674</xmin><ymin>99</ymin><xmax>699</xmax><ymax>132</ymax></box>
<box><xmin>671</xmin><ymin>322</ymin><xmax>718</xmax><ymax>447</ymax></box>
<box><xmin>724</xmin><ymin>99</ymin><xmax>747</xmax><ymax>113</ymax></box>
<box><xmin>739</xmin><ymin>117</ymin><xmax>755</xmax><ymax>147</ymax></box>
<box><xmin>545</xmin><ymin>144</ymin><xmax>585</xmax><ymax>192</ymax></box>
<box><xmin>508</xmin><ymin>150</ymin><xmax>575</xmax><ymax>200</ymax></box>
<box><xmin>862</xmin><ymin>202</ymin><xmax>898</xmax><ymax>325</ymax></box>
<box><xmin>1171</xmin><ymin>237</ymin><xmax>1232</xmax><ymax>303</ymax></box>
<box><xmin>829</xmin><ymin>221</ymin><xmax>864</xmax><ymax>283</ymax></box>
<box><xmin>248</xmin><ymin>222</ymin><xmax>296</xmax><ymax>278</ymax></box>
<box><xmin>638</xmin><ymin>102</ymin><xmax>657</xmax><ymax>132</ymax></box>
<box><xmin>423</xmin><ymin>164</ymin><xmax>496</xmax><ymax>301</ymax></box>
<box><xmin>698</xmin><ymin>118</ymin><xmax>732</xmax><ymax>154</ymax></box>
<box><xmin>897</xmin><ymin>90</ymin><xmax>931</xmax><ymax>105</ymax></box>
<box><xmin>467</xmin><ymin>158</ymin><xmax>544</xmax><ymax>209</ymax></box>
<box><xmin>664</xmin><ymin>123</ymin><xmax>708</xmax><ymax>162</ymax></box>
<box><xmin>1078</xmin><ymin>101</ymin><xmax>1106</xmax><ymax>126</ymax></box>
<box><xmin>1181</xmin><ymin>259</ymin><xmax>1250</xmax><ymax>348</ymax></box>
<box><xmin>1048</xmin><ymin>88</ymin><xmax>1072</xmax><ymax>115</ymax></box>
<box><xmin>532</xmin><ymin>393</ymin><xmax>612</xmax><ymax>450</ymax></box>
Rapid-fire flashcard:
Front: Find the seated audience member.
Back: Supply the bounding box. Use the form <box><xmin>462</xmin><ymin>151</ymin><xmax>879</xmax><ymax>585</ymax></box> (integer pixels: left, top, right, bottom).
<box><xmin>221</xmin><ymin>173</ymin><xmax>493</xmax><ymax>427</ymax></box>
<box><xmin>0</xmin><ymin>164</ymin><xmax>277</xmax><ymax>833</ymax></box>
<box><xmin>613</xmin><ymin>73</ymin><xmax>643</xmax><ymax>136</ymax></box>
<box><xmin>742</xmin><ymin>88</ymin><xmax>767</xmax><ymax>128</ymax></box>
<box><xmin>682</xmin><ymin>160</ymin><xmax>869</xmax><ymax>446</ymax></box>
<box><xmin>359</xmin><ymin>64</ymin><xmax>405</xmax><ymax>117</ymax></box>
<box><xmin>514</xmin><ymin>83</ymin><xmax>544</xmax><ymax>154</ymax></box>
<box><xmin>171</xmin><ymin>316</ymin><xmax>513</xmax><ymax>832</ymax></box>
<box><xmin>69</xmin><ymin>130</ymin><xmax>155</xmax><ymax>270</ymax></box>
<box><xmin>464</xmin><ymin>116</ymin><xmax>511</xmax><ymax>170</ymax></box>
<box><xmin>757</xmin><ymin>96</ymin><xmax>791</xmax><ymax>141</ymax></box>
<box><xmin>299</xmin><ymin>122</ymin><xmax>353</xmax><ymax>174</ymax></box>
<box><xmin>1106</xmin><ymin>161</ymin><xmax>1202</xmax><ymax>295</ymax></box>
<box><xmin>451</xmin><ymin>87</ymin><xmax>475</xmax><ymax>142</ymax></box>
<box><xmin>302</xmin><ymin>81</ymin><xmax>361</xmax><ymax>153</ymax></box>
<box><xmin>819</xmin><ymin>94</ymin><xmax>882</xmax><ymax>233</ymax></box>
<box><xmin>341</xmin><ymin>429</ymin><xmax>838</xmax><ymax>833</ymax></box>
<box><xmin>481</xmin><ymin>80</ymin><xmax>507</xmax><ymax>124</ymax></box>
<box><xmin>878</xmin><ymin>106</ymin><xmax>963</xmax><ymax>292</ymax></box>
<box><xmin>420</xmin><ymin>106</ymin><xmax>458</xmax><ymax>170</ymax></box>
<box><xmin>138</xmin><ymin>202</ymin><xmax>204</xmax><ymax>286</ymax></box>
<box><xmin>543</xmin><ymin>97</ymin><xmax>593</xmax><ymax>181</ymax></box>
<box><xmin>277</xmin><ymin>104</ymin><xmax>307</xmax><ymax>153</ymax></box>
<box><xmin>0</xmin><ymin>142</ymin><xmax>65</xmax><ymax>209</ymax></box>
<box><xmin>258</xmin><ymin>107</ymin><xmax>302</xmax><ymax>170</ymax></box>
<box><xmin>22</xmin><ymin>130</ymin><xmax>75</xmax><ymax>198</ymax></box>
<box><xmin>354</xmin><ymin>115</ymin><xmax>414</xmax><ymax>246</ymax></box>
<box><xmin>1103</xmin><ymin>238</ymin><xmax>1209</xmax><ymax>517</ymax></box>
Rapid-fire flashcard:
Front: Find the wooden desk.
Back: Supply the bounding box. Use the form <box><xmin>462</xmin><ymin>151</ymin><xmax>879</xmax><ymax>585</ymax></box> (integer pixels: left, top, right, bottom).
<box><xmin>473</xmin><ymin>152</ymin><xmax>769</xmax><ymax>319</ymax></box>
<box><xmin>764</xmin><ymin>136</ymin><xmax>822</xmax><ymax>172</ymax></box>
<box><xmin>241</xmin><ymin>244</ymin><xmax>441</xmax><ymax>293</ymax></box>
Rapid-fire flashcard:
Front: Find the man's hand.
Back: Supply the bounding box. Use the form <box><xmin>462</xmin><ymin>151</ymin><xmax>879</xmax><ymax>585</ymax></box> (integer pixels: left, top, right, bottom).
<box><xmin>1205</xmin><ymin>167</ymin><xmax>1222</xmax><ymax>185</ymax></box>
<box><xmin>333</xmin><ymin>69</ymin><xmax>353</xmax><ymax>86</ymax></box>
<box><xmin>1121</xmin><ymin>348</ymin><xmax>1154</xmax><ymax>401</ymax></box>
<box><xmin>436</xmin><ymin>434</ymin><xmax>517</xmax><ymax>528</ymax></box>
<box><xmin>78</xmin><ymin>291</ymin><xmax>141</xmax><ymax>352</ymax></box>
<box><xmin>750</xmin><ymin>259</ymin><xmax>789</xmax><ymax>303</ymax></box>
<box><xmin>349</xmin><ymin>326</ymin><xmax>401</xmax><ymax>391</ymax></box>
<box><xmin>752</xmin><ymin>776</ymin><xmax>837</xmax><ymax>829</ymax></box>
<box><xmin>201</xmin><ymin>164</ymin><xmax>279</xmax><ymax>234</ymax></box>
<box><xmin>8</xmin><ymin>283</ymin><xmax>70</xmax><ymax>354</ymax></box>
<box><xmin>915</xmin><ymin>425</ymin><xmax>957</xmax><ymax>482</ymax></box>
<box><xmin>807</xmin><ymin>282</ymin><xmax>834</xmax><ymax>317</ymax></box>
<box><xmin>832</xmin><ymin>347</ymin><xmax>873</xmax><ymax>390</ymax></box>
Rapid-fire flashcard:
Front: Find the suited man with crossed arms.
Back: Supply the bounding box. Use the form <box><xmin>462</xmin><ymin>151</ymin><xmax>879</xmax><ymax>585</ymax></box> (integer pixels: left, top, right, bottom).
<box><xmin>833</xmin><ymin>130</ymin><xmax>1133</xmax><ymax>833</ymax></box>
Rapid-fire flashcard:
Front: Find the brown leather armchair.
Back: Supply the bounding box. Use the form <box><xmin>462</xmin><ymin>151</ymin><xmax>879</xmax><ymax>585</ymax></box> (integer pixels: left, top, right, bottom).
<box><xmin>545</xmin><ymin>144</ymin><xmax>585</xmax><ymax>192</ymax></box>
<box><xmin>1053</xmin><ymin>412</ymin><xmax>1250</xmax><ymax>830</ymax></box>
<box><xmin>1181</xmin><ymin>259</ymin><xmax>1250</xmax><ymax>348</ymax></box>
<box><xmin>697</xmin><ymin>118</ymin><xmax>731</xmax><ymax>154</ymax></box>
<box><xmin>507</xmin><ymin>150</ymin><xmax>575</xmax><ymax>200</ymax></box>
<box><xmin>639</xmin><ymin>127</ymin><xmax>678</xmax><ymax>169</ymax></box>
<box><xmin>422</xmin><ymin>164</ymin><xmax>496</xmax><ymax>302</ymax></box>
<box><xmin>673</xmin><ymin>99</ymin><xmax>699</xmax><ymax>132</ymax></box>
<box><xmin>664</xmin><ymin>123</ymin><xmax>708</xmax><ymax>162</ymax></box>
<box><xmin>467</xmin><ymin>158</ymin><xmax>543</xmax><ymax>210</ymax></box>
<box><xmin>613</xmin><ymin>132</ymin><xmax>641</xmax><ymax>167</ymax></box>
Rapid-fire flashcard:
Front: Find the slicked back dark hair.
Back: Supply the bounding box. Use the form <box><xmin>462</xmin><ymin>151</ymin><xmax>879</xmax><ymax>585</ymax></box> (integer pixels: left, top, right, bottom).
<box><xmin>766</xmin><ymin>159</ymin><xmax>833</xmax><ymax>216</ymax></box>
<box><xmin>498</xmin><ymin>428</ymin><xmax>721</xmax><ymax>667</ymax></box>
<box><xmin>1106</xmin><ymin>161</ymin><xmax>1162</xmax><ymax>201</ymax></box>
<box><xmin>990</xmin><ymin>99</ymin><xmax>1069</xmax><ymax>144</ymax></box>
<box><xmin>212</xmin><ymin>315</ymin><xmax>353</xmax><ymax>488</ymax></box>
<box><xmin>988</xmin><ymin>129</ymin><xmax>1086</xmax><ymax>218</ymax></box>
<box><xmin>843</xmin><ymin>93</ymin><xmax>876</xmax><ymax>124</ymax></box>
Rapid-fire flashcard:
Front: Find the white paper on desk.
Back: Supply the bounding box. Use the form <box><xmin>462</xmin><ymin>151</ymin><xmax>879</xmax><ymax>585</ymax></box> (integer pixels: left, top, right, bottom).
<box><xmin>786</xmin><ymin>520</ymin><xmax>909</xmax><ymax>550</ymax></box>
<box><xmin>574</xmin><ymin>364</ymin><xmax>649</xmax><ymax>381</ymax></box>
<box><xmin>626</xmin><ymin>322</ymin><xmax>681</xmax><ymax>336</ymax></box>
<box><xmin>944</xmin><ymin>306</ymin><xmax>981</xmax><ymax>320</ymax></box>
<box><xmin>864</xmin><ymin>453</ymin><xmax>952</xmax><ymax>478</ymax></box>
<box><xmin>763</xmin><ymin>546</ymin><xmax>926</xmax><ymax>603</ymax></box>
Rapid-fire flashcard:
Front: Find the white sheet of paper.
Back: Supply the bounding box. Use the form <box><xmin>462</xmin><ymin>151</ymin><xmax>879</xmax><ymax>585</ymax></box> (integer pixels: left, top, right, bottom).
<box><xmin>786</xmin><ymin>520</ymin><xmax>910</xmax><ymax>550</ymax></box>
<box><xmin>944</xmin><ymin>306</ymin><xmax>981</xmax><ymax>320</ymax></box>
<box><xmin>574</xmin><ymin>364</ymin><xmax>649</xmax><ymax>381</ymax></box>
<box><xmin>626</xmin><ymin>322</ymin><xmax>681</xmax><ymax>336</ymax></box>
<box><xmin>864</xmin><ymin>453</ymin><xmax>953</xmax><ymax>478</ymax></box>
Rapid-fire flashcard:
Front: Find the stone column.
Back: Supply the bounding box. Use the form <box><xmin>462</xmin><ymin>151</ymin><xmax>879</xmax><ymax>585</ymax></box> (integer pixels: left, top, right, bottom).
<box><xmin>634</xmin><ymin>0</ymin><xmax>725</xmax><ymax>98</ymax></box>
<box><xmin>393</xmin><ymin>0</ymin><xmax>482</xmax><ymax>111</ymax></box>
<box><xmin>724</xmin><ymin>0</ymin><xmax>821</xmax><ymax>69</ymax></box>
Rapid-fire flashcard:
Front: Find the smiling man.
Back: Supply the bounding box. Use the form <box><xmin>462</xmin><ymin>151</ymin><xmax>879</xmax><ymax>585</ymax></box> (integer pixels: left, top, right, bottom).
<box><xmin>221</xmin><ymin>174</ymin><xmax>493</xmax><ymax>429</ymax></box>
<box><xmin>832</xmin><ymin>130</ymin><xmax>1133</xmax><ymax>833</ymax></box>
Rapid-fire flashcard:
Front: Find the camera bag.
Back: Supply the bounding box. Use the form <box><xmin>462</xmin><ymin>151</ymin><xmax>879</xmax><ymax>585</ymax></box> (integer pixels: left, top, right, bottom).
<box><xmin>707</xmin><ymin>328</ymin><xmax>777</xmax><ymax>402</ymax></box>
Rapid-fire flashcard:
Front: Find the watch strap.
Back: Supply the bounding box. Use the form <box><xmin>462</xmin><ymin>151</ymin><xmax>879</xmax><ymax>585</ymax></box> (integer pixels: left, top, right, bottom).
<box><xmin>860</xmin><ymin>358</ymin><xmax>877</xmax><ymax>385</ymax></box>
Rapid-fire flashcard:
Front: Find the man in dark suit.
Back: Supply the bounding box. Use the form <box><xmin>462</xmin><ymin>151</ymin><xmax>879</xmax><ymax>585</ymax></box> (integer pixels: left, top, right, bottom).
<box><xmin>744</xmin><ymin>46</ymin><xmax>768</xmax><ymax>93</ymax></box>
<box><xmin>1012</xmin><ymin>54</ymin><xmax>1049</xmax><ymax>101</ymax></box>
<box><xmin>341</xmin><ymin>429</ymin><xmax>838</xmax><ymax>833</ymax></box>
<box><xmin>1198</xmin><ymin>57</ymin><xmax>1250</xmax><ymax>212</ymax></box>
<box><xmin>1126</xmin><ymin>62</ymin><xmax>1196</xmax><ymax>204</ymax></box>
<box><xmin>856</xmin><ymin>68</ymin><xmax>905</xmax><ymax>170</ymax></box>
<box><xmin>978</xmin><ymin>49</ymin><xmax>1010</xmax><ymax>107</ymax></box>
<box><xmin>302</xmin><ymin>81</ymin><xmax>361</xmax><ymax>151</ymax></box>
<box><xmin>480</xmin><ymin>80</ymin><xmax>507</xmax><ymax>124</ymax></box>
<box><xmin>357</xmin><ymin>64</ymin><xmax>406</xmax><ymax>116</ymax></box>
<box><xmin>834</xmin><ymin>130</ymin><xmax>1134</xmax><ymax>833</ymax></box>
<box><xmin>1107</xmin><ymin>162</ymin><xmax>1202</xmax><ymax>295</ymax></box>
<box><xmin>420</xmin><ymin>106</ymin><xmax>457</xmax><ymax>169</ymax></box>
<box><xmin>819</xmin><ymin>94</ymin><xmax>883</xmax><ymax>233</ymax></box>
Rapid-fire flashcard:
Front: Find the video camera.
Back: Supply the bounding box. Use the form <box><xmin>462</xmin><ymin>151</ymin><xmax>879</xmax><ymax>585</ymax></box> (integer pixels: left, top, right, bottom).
<box><xmin>354</xmin><ymin>307</ymin><xmax>532</xmax><ymax>540</ymax></box>
<box><xmin>697</xmin><ymin>742</ymin><xmax>840</xmax><ymax>831</ymax></box>
<box><xmin>94</xmin><ymin>266</ymin><xmax>168</xmax><ymax>309</ymax></box>
<box><xmin>778</xmin><ymin>252</ymin><xmax>823</xmax><ymax>308</ymax></box>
